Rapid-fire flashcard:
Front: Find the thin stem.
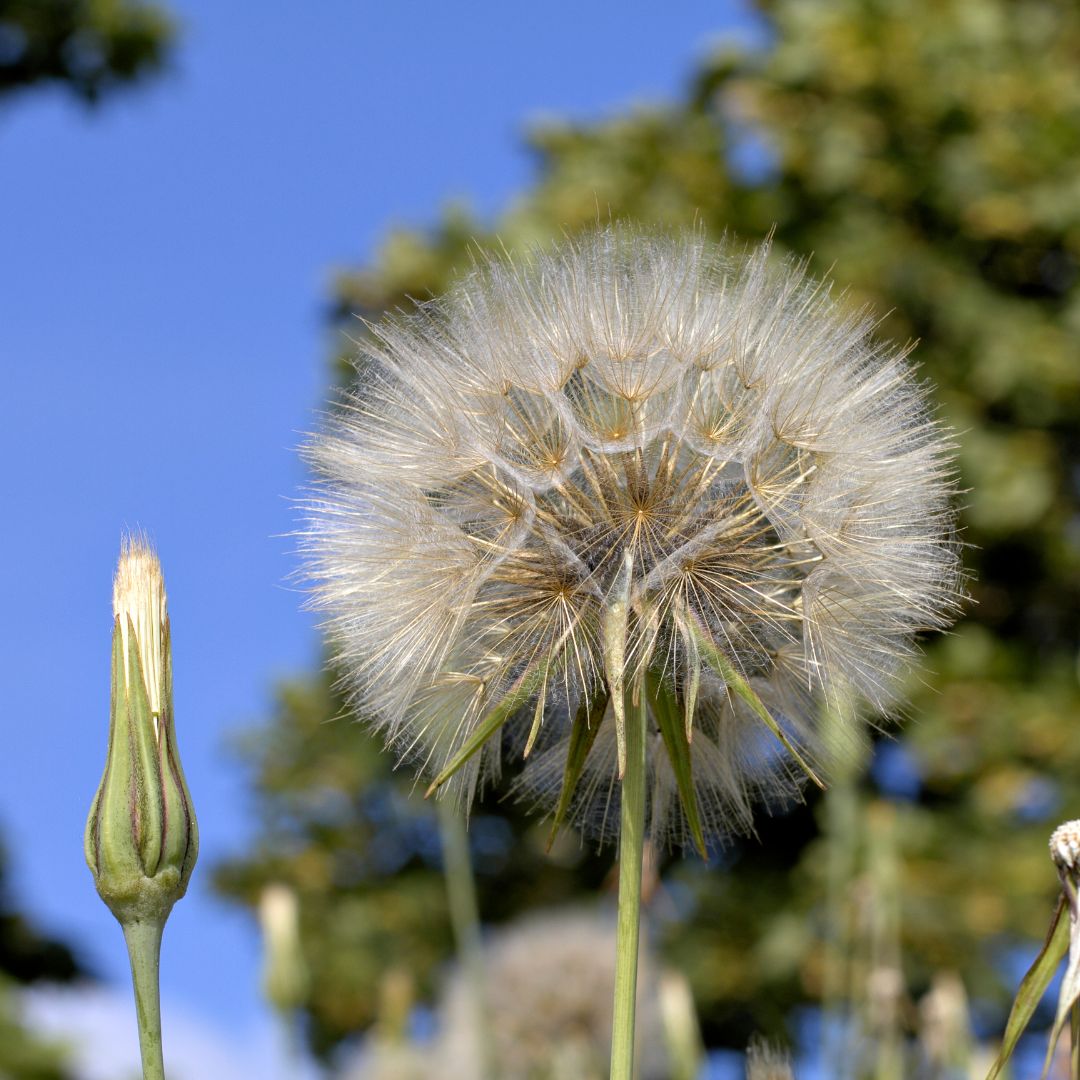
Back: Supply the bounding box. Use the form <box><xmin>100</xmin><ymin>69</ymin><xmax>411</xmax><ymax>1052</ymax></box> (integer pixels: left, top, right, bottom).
<box><xmin>610</xmin><ymin>679</ymin><xmax>647</xmax><ymax>1080</ymax></box>
<box><xmin>821</xmin><ymin>695</ymin><xmax>862</xmax><ymax>1080</ymax></box>
<box><xmin>1072</xmin><ymin>1000</ymin><xmax>1080</xmax><ymax>1080</ymax></box>
<box><xmin>437</xmin><ymin>798</ymin><xmax>491</xmax><ymax>1080</ymax></box>
<box><xmin>122</xmin><ymin>918</ymin><xmax>166</xmax><ymax>1080</ymax></box>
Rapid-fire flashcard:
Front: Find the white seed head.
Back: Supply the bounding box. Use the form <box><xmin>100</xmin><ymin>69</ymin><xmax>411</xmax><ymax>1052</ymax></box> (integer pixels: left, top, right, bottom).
<box><xmin>113</xmin><ymin>534</ymin><xmax>168</xmax><ymax>728</ymax></box>
<box><xmin>746</xmin><ymin>1037</ymin><xmax>795</xmax><ymax>1080</ymax></box>
<box><xmin>1050</xmin><ymin>820</ymin><xmax>1080</xmax><ymax>872</ymax></box>
<box><xmin>305</xmin><ymin>226</ymin><xmax>962</xmax><ymax>846</ymax></box>
<box><xmin>434</xmin><ymin>909</ymin><xmax>669</xmax><ymax>1080</ymax></box>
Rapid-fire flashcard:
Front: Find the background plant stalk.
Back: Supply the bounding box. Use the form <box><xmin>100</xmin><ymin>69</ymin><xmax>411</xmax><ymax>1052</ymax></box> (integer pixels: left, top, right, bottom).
<box><xmin>610</xmin><ymin>679</ymin><xmax>647</xmax><ymax>1080</ymax></box>
<box><xmin>437</xmin><ymin>798</ymin><xmax>491</xmax><ymax>1080</ymax></box>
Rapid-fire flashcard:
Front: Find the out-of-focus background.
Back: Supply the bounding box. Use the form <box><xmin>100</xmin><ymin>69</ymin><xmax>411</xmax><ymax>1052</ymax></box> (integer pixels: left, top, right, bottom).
<box><xmin>2</xmin><ymin>1</ymin><xmax>1079</xmax><ymax>1077</ymax></box>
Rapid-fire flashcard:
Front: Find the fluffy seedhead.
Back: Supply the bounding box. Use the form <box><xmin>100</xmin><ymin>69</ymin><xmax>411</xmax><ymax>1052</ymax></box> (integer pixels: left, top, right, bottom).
<box><xmin>305</xmin><ymin>227</ymin><xmax>961</xmax><ymax>849</ymax></box>
<box><xmin>746</xmin><ymin>1036</ymin><xmax>795</xmax><ymax>1080</ymax></box>
<box><xmin>435</xmin><ymin>908</ymin><xmax>668</xmax><ymax>1080</ymax></box>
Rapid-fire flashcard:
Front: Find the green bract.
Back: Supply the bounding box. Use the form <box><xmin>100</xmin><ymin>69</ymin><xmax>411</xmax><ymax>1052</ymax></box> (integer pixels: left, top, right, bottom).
<box><xmin>84</xmin><ymin>611</ymin><xmax>197</xmax><ymax>926</ymax></box>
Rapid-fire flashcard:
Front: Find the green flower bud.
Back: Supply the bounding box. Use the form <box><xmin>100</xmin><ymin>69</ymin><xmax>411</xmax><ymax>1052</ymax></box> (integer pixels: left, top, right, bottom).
<box><xmin>85</xmin><ymin>539</ymin><xmax>198</xmax><ymax>927</ymax></box>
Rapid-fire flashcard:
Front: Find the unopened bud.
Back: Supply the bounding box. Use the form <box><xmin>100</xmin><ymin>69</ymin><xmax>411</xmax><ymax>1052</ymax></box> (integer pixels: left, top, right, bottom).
<box><xmin>259</xmin><ymin>883</ymin><xmax>309</xmax><ymax>1014</ymax></box>
<box><xmin>84</xmin><ymin>538</ymin><xmax>198</xmax><ymax>927</ymax></box>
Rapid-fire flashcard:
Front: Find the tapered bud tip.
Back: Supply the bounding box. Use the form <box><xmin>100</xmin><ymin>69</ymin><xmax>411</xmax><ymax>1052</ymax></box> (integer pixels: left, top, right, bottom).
<box><xmin>113</xmin><ymin>534</ymin><xmax>167</xmax><ymax>718</ymax></box>
<box><xmin>1049</xmin><ymin>820</ymin><xmax>1080</xmax><ymax>872</ymax></box>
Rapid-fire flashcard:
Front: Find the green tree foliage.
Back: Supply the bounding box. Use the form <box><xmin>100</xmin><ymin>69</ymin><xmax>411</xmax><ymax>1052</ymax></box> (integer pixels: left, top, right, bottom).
<box><xmin>0</xmin><ymin>836</ymin><xmax>83</xmax><ymax>1080</ymax></box>
<box><xmin>0</xmin><ymin>0</ymin><xmax>173</xmax><ymax>103</ymax></box>
<box><xmin>0</xmin><ymin>988</ymin><xmax>70</xmax><ymax>1080</ymax></box>
<box><xmin>0</xmin><ymin>841</ymin><xmax>80</xmax><ymax>986</ymax></box>
<box><xmin>215</xmin><ymin>665</ymin><xmax>614</xmax><ymax>1056</ymax></box>
<box><xmin>219</xmin><ymin>0</ymin><xmax>1080</xmax><ymax>1058</ymax></box>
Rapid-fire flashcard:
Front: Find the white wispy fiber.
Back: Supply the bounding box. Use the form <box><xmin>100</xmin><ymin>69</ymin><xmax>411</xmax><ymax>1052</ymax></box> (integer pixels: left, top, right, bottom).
<box><xmin>304</xmin><ymin>226</ymin><xmax>961</xmax><ymax>847</ymax></box>
<box><xmin>113</xmin><ymin>534</ymin><xmax>167</xmax><ymax>724</ymax></box>
<box><xmin>746</xmin><ymin>1036</ymin><xmax>796</xmax><ymax>1079</ymax></box>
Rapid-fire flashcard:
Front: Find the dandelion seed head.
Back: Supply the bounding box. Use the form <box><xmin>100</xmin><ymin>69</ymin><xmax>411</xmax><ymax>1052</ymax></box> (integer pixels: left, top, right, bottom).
<box><xmin>305</xmin><ymin>226</ymin><xmax>962</xmax><ymax>846</ymax></box>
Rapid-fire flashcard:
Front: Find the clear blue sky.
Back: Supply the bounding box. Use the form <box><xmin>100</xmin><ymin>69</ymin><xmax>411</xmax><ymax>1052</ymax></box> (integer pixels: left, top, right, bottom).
<box><xmin>2</xmin><ymin>0</ymin><xmax>760</xmax><ymax>1066</ymax></box>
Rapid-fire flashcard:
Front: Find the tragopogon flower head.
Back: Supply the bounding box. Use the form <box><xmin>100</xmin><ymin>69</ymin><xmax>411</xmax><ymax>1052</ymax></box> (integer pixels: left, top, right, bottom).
<box><xmin>85</xmin><ymin>536</ymin><xmax>198</xmax><ymax>923</ymax></box>
<box><xmin>305</xmin><ymin>227</ymin><xmax>961</xmax><ymax>850</ymax></box>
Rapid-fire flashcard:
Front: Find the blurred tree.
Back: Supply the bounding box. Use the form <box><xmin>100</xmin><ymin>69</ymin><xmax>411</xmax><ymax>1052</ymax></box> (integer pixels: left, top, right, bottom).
<box><xmin>219</xmin><ymin>0</ymin><xmax>1080</xmax><ymax>1062</ymax></box>
<box><xmin>0</xmin><ymin>840</ymin><xmax>80</xmax><ymax>986</ymax></box>
<box><xmin>0</xmin><ymin>835</ymin><xmax>83</xmax><ymax>1079</ymax></box>
<box><xmin>0</xmin><ymin>983</ymin><xmax>70</xmax><ymax>1080</ymax></box>
<box><xmin>215</xmin><ymin>664</ymin><xmax>614</xmax><ymax>1056</ymax></box>
<box><xmin>0</xmin><ymin>0</ymin><xmax>173</xmax><ymax>104</ymax></box>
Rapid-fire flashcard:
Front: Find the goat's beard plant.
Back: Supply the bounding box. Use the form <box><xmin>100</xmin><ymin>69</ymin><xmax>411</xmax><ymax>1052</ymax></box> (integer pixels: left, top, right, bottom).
<box><xmin>305</xmin><ymin>227</ymin><xmax>961</xmax><ymax>1078</ymax></box>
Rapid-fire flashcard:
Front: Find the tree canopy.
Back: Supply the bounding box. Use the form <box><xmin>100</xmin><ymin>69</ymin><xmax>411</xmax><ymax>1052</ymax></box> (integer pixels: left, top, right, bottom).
<box><xmin>0</xmin><ymin>0</ymin><xmax>173</xmax><ymax>104</ymax></box>
<box><xmin>218</xmin><ymin>0</ymin><xmax>1080</xmax><ymax>1064</ymax></box>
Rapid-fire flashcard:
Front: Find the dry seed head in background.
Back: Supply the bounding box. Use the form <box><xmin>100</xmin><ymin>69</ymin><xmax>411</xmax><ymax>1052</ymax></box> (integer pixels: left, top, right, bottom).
<box><xmin>434</xmin><ymin>909</ymin><xmax>669</xmax><ymax>1080</ymax></box>
<box><xmin>341</xmin><ymin>908</ymin><xmax>670</xmax><ymax>1080</ymax></box>
<box><xmin>746</xmin><ymin>1036</ymin><xmax>796</xmax><ymax>1080</ymax></box>
<box><xmin>304</xmin><ymin>226</ymin><xmax>962</xmax><ymax>849</ymax></box>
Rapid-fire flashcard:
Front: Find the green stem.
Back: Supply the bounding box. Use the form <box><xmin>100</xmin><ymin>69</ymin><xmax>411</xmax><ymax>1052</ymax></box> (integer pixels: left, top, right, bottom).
<box><xmin>1071</xmin><ymin>1001</ymin><xmax>1079</xmax><ymax>1080</ymax></box>
<box><xmin>437</xmin><ymin>798</ymin><xmax>491</xmax><ymax>1080</ymax></box>
<box><xmin>821</xmin><ymin>696</ymin><xmax>862</xmax><ymax>1078</ymax></box>
<box><xmin>122</xmin><ymin>918</ymin><xmax>166</xmax><ymax>1080</ymax></box>
<box><xmin>610</xmin><ymin>680</ymin><xmax>647</xmax><ymax>1080</ymax></box>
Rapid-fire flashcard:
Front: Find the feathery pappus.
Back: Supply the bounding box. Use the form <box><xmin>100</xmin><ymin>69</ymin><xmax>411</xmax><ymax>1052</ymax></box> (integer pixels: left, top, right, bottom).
<box><xmin>303</xmin><ymin>226</ymin><xmax>961</xmax><ymax>850</ymax></box>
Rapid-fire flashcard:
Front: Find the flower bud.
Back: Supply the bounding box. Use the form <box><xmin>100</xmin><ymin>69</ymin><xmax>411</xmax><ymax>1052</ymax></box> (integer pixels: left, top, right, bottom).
<box><xmin>258</xmin><ymin>883</ymin><xmax>310</xmax><ymax>1014</ymax></box>
<box><xmin>84</xmin><ymin>539</ymin><xmax>198</xmax><ymax>926</ymax></box>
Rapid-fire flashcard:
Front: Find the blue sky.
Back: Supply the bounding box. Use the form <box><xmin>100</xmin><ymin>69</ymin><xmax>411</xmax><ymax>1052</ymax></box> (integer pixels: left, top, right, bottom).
<box><xmin>2</xmin><ymin>1</ymin><xmax>760</xmax><ymax>1071</ymax></box>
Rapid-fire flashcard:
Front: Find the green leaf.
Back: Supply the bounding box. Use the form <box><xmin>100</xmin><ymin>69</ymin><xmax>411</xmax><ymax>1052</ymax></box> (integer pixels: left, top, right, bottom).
<box><xmin>523</xmin><ymin>660</ymin><xmax>551</xmax><ymax>759</ymax></box>
<box><xmin>679</xmin><ymin>620</ymin><xmax>701</xmax><ymax>743</ymax></box>
<box><xmin>688</xmin><ymin>617</ymin><xmax>825</xmax><ymax>790</ymax></box>
<box><xmin>1042</xmin><ymin>894</ymin><xmax>1080</xmax><ymax>1079</ymax></box>
<box><xmin>646</xmin><ymin>669</ymin><xmax>707</xmax><ymax>859</ymax></box>
<box><xmin>547</xmin><ymin>684</ymin><xmax>610</xmax><ymax>849</ymax></box>
<box><xmin>984</xmin><ymin>893</ymin><xmax>1068</xmax><ymax>1080</ymax></box>
<box><xmin>425</xmin><ymin>664</ymin><xmax>545</xmax><ymax>797</ymax></box>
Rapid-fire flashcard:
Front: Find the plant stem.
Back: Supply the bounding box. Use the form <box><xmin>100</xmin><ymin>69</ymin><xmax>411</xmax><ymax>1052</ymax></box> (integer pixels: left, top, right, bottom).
<box><xmin>122</xmin><ymin>918</ymin><xmax>166</xmax><ymax>1080</ymax></box>
<box><xmin>610</xmin><ymin>680</ymin><xmax>647</xmax><ymax>1080</ymax></box>
<box><xmin>821</xmin><ymin>695</ymin><xmax>862</xmax><ymax>1080</ymax></box>
<box><xmin>438</xmin><ymin>798</ymin><xmax>491</xmax><ymax>1080</ymax></box>
<box><xmin>1071</xmin><ymin>1001</ymin><xmax>1080</xmax><ymax>1080</ymax></box>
